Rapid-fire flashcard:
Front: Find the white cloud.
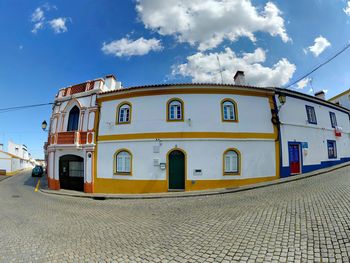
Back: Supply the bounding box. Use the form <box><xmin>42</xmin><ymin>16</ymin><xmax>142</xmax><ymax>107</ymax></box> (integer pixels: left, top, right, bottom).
<box><xmin>31</xmin><ymin>22</ymin><xmax>44</xmax><ymax>34</ymax></box>
<box><xmin>136</xmin><ymin>0</ymin><xmax>290</xmax><ymax>51</ymax></box>
<box><xmin>344</xmin><ymin>1</ymin><xmax>350</xmax><ymax>15</ymax></box>
<box><xmin>30</xmin><ymin>5</ymin><xmax>70</xmax><ymax>34</ymax></box>
<box><xmin>102</xmin><ymin>37</ymin><xmax>163</xmax><ymax>57</ymax></box>
<box><xmin>31</xmin><ymin>7</ymin><xmax>45</xmax><ymax>22</ymax></box>
<box><xmin>172</xmin><ymin>47</ymin><xmax>296</xmax><ymax>86</ymax></box>
<box><xmin>307</xmin><ymin>36</ymin><xmax>331</xmax><ymax>57</ymax></box>
<box><xmin>296</xmin><ymin>77</ymin><xmax>311</xmax><ymax>90</ymax></box>
<box><xmin>49</xmin><ymin>18</ymin><xmax>69</xmax><ymax>34</ymax></box>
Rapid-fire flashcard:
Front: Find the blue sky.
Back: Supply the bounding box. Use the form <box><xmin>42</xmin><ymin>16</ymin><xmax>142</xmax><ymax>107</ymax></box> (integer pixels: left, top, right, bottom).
<box><xmin>1</xmin><ymin>0</ymin><xmax>350</xmax><ymax>159</ymax></box>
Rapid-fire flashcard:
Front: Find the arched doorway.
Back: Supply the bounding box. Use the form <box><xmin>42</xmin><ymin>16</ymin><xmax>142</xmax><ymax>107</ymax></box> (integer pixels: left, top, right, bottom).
<box><xmin>59</xmin><ymin>155</ymin><xmax>84</xmax><ymax>191</ymax></box>
<box><xmin>168</xmin><ymin>149</ymin><xmax>185</xmax><ymax>190</ymax></box>
<box><xmin>67</xmin><ymin>106</ymin><xmax>80</xmax><ymax>131</ymax></box>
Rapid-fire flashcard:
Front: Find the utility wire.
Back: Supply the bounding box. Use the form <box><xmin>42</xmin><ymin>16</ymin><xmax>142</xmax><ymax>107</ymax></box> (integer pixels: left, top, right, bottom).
<box><xmin>0</xmin><ymin>102</ymin><xmax>54</xmax><ymax>113</ymax></box>
<box><xmin>285</xmin><ymin>42</ymin><xmax>350</xmax><ymax>88</ymax></box>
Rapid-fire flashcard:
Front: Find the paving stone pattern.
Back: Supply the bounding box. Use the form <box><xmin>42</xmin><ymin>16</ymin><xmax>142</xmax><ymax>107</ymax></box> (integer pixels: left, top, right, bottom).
<box><xmin>0</xmin><ymin>169</ymin><xmax>350</xmax><ymax>262</ymax></box>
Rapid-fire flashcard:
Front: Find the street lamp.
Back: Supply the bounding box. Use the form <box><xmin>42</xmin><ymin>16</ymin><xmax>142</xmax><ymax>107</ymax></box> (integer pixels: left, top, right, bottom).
<box><xmin>41</xmin><ymin>120</ymin><xmax>48</xmax><ymax>132</ymax></box>
<box><xmin>271</xmin><ymin>93</ymin><xmax>287</xmax><ymax>126</ymax></box>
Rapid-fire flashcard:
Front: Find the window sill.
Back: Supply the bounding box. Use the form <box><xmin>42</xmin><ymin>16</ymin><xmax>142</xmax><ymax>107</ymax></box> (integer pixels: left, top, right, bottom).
<box><xmin>223</xmin><ymin>173</ymin><xmax>240</xmax><ymax>176</ymax></box>
<box><xmin>114</xmin><ymin>172</ymin><xmax>132</xmax><ymax>176</ymax></box>
<box><xmin>166</xmin><ymin>119</ymin><xmax>184</xmax><ymax>122</ymax></box>
<box><xmin>222</xmin><ymin>120</ymin><xmax>239</xmax><ymax>123</ymax></box>
<box><xmin>115</xmin><ymin>122</ymin><xmax>131</xmax><ymax>125</ymax></box>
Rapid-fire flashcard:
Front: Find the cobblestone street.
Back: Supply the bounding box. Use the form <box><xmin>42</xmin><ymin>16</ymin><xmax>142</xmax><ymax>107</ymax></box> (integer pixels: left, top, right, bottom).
<box><xmin>0</xmin><ymin>168</ymin><xmax>350</xmax><ymax>262</ymax></box>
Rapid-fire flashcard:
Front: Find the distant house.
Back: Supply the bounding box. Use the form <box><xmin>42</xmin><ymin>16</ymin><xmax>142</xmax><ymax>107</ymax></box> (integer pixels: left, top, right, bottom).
<box><xmin>329</xmin><ymin>89</ymin><xmax>350</xmax><ymax>109</ymax></box>
<box><xmin>0</xmin><ymin>142</ymin><xmax>35</xmax><ymax>175</ymax></box>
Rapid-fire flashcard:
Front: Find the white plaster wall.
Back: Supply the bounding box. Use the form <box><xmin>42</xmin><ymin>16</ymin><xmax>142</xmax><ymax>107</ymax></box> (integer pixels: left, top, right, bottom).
<box><xmin>48</xmin><ymin>152</ymin><xmax>55</xmax><ymax>179</ymax></box>
<box><xmin>99</xmin><ymin>94</ymin><xmax>274</xmax><ymax>135</ymax></box>
<box><xmin>85</xmin><ymin>152</ymin><xmax>92</xmax><ymax>183</ymax></box>
<box><xmin>0</xmin><ymin>158</ymin><xmax>11</xmax><ymax>171</ymax></box>
<box><xmin>8</xmin><ymin>141</ymin><xmax>21</xmax><ymax>157</ymax></box>
<box><xmin>97</xmin><ymin>139</ymin><xmax>276</xmax><ymax>181</ymax></box>
<box><xmin>278</xmin><ymin>95</ymin><xmax>350</xmax><ymax>167</ymax></box>
<box><xmin>11</xmin><ymin>159</ymin><xmax>21</xmax><ymax>172</ymax></box>
<box><xmin>330</xmin><ymin>93</ymin><xmax>350</xmax><ymax>109</ymax></box>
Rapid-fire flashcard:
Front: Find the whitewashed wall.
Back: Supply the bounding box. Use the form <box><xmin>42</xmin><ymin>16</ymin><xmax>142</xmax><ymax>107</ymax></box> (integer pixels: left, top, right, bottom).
<box><xmin>0</xmin><ymin>152</ymin><xmax>11</xmax><ymax>171</ymax></box>
<box><xmin>97</xmin><ymin>139</ymin><xmax>276</xmax><ymax>181</ymax></box>
<box><xmin>97</xmin><ymin>92</ymin><xmax>276</xmax><ymax>182</ymax></box>
<box><xmin>99</xmin><ymin>93</ymin><xmax>274</xmax><ymax>135</ymax></box>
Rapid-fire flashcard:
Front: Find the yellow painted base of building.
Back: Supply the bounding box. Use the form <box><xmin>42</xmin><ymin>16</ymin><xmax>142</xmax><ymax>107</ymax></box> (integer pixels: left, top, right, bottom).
<box><xmin>93</xmin><ymin>176</ymin><xmax>278</xmax><ymax>194</ymax></box>
<box><xmin>6</xmin><ymin>168</ymin><xmax>29</xmax><ymax>176</ymax></box>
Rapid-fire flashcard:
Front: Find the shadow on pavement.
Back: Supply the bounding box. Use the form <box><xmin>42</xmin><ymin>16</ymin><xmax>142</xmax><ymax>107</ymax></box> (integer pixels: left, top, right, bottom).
<box><xmin>23</xmin><ymin>173</ymin><xmax>41</xmax><ymax>189</ymax></box>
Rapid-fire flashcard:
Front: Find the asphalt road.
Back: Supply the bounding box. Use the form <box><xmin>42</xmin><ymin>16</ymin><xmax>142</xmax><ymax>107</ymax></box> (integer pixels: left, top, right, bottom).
<box><xmin>0</xmin><ymin>169</ymin><xmax>350</xmax><ymax>262</ymax></box>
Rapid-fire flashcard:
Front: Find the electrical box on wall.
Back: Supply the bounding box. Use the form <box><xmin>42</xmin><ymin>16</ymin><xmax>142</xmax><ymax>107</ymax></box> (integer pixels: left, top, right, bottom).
<box><xmin>153</xmin><ymin>159</ymin><xmax>160</xmax><ymax>166</ymax></box>
<box><xmin>193</xmin><ymin>169</ymin><xmax>202</xmax><ymax>176</ymax></box>
<box><xmin>153</xmin><ymin>146</ymin><xmax>160</xmax><ymax>153</ymax></box>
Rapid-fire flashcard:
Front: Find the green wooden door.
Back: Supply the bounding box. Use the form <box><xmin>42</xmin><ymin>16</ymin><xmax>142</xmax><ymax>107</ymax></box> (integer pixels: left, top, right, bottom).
<box><xmin>168</xmin><ymin>150</ymin><xmax>185</xmax><ymax>190</ymax></box>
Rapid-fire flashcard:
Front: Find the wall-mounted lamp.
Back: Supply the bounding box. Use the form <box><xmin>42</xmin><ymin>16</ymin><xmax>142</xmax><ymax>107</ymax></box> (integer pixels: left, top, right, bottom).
<box><xmin>160</xmin><ymin>163</ymin><xmax>166</xmax><ymax>170</ymax></box>
<box><xmin>278</xmin><ymin>94</ymin><xmax>286</xmax><ymax>105</ymax></box>
<box><xmin>41</xmin><ymin>120</ymin><xmax>48</xmax><ymax>132</ymax></box>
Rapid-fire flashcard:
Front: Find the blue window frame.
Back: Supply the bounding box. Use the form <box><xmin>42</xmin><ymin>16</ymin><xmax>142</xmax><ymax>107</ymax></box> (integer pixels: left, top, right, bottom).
<box><xmin>327</xmin><ymin>140</ymin><xmax>337</xmax><ymax>159</ymax></box>
<box><xmin>305</xmin><ymin>105</ymin><xmax>317</xmax><ymax>124</ymax></box>
<box><xmin>329</xmin><ymin>112</ymin><xmax>337</xmax><ymax>128</ymax></box>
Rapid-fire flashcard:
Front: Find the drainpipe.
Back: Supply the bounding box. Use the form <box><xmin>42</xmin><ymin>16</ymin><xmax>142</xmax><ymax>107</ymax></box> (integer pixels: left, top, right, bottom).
<box><xmin>271</xmin><ymin>93</ymin><xmax>283</xmax><ymax>178</ymax></box>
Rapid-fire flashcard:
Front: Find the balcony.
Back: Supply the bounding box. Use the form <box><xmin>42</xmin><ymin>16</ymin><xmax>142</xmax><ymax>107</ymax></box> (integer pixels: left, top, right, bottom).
<box><xmin>58</xmin><ymin>81</ymin><xmax>95</xmax><ymax>98</ymax></box>
<box><xmin>50</xmin><ymin>131</ymin><xmax>89</xmax><ymax>145</ymax></box>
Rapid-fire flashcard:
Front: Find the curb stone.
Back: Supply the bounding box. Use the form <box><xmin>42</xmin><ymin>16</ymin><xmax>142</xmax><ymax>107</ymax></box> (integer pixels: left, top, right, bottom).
<box><xmin>39</xmin><ymin>162</ymin><xmax>350</xmax><ymax>200</ymax></box>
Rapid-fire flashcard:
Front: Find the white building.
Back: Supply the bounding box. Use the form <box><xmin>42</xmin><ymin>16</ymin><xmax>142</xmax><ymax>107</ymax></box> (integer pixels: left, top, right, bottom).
<box><xmin>96</xmin><ymin>82</ymin><xmax>278</xmax><ymax>193</ymax></box>
<box><xmin>329</xmin><ymin>89</ymin><xmax>350</xmax><ymax>109</ymax></box>
<box><xmin>276</xmin><ymin>89</ymin><xmax>350</xmax><ymax>177</ymax></box>
<box><xmin>46</xmin><ymin>73</ymin><xmax>350</xmax><ymax>194</ymax></box>
<box><xmin>0</xmin><ymin>142</ymin><xmax>34</xmax><ymax>175</ymax></box>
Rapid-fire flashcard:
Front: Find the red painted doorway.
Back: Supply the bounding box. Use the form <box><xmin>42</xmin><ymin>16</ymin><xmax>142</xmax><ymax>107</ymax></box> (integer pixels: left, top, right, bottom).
<box><xmin>289</xmin><ymin>143</ymin><xmax>301</xmax><ymax>174</ymax></box>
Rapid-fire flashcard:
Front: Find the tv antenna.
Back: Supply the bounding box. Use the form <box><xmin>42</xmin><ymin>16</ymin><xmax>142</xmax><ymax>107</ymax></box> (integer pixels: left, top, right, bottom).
<box><xmin>216</xmin><ymin>55</ymin><xmax>224</xmax><ymax>84</ymax></box>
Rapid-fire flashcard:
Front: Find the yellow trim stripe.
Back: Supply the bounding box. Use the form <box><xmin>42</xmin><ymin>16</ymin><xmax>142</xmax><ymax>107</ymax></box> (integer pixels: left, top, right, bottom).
<box><xmin>98</xmin><ymin>132</ymin><xmax>275</xmax><ymax>141</ymax></box>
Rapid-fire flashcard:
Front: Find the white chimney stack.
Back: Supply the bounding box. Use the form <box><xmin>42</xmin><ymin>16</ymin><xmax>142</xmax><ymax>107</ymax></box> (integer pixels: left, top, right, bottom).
<box><xmin>234</xmin><ymin>71</ymin><xmax>245</xmax><ymax>85</ymax></box>
<box><xmin>315</xmin><ymin>91</ymin><xmax>326</xmax><ymax>100</ymax></box>
<box><xmin>104</xmin><ymin>75</ymin><xmax>122</xmax><ymax>91</ymax></box>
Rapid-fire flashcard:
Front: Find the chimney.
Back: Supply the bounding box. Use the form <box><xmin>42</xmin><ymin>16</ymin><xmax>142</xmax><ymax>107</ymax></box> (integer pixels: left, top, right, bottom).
<box><xmin>315</xmin><ymin>90</ymin><xmax>325</xmax><ymax>100</ymax></box>
<box><xmin>0</xmin><ymin>144</ymin><xmax>3</xmax><ymax>151</ymax></box>
<box><xmin>104</xmin><ymin>75</ymin><xmax>122</xmax><ymax>91</ymax></box>
<box><xmin>234</xmin><ymin>71</ymin><xmax>245</xmax><ymax>85</ymax></box>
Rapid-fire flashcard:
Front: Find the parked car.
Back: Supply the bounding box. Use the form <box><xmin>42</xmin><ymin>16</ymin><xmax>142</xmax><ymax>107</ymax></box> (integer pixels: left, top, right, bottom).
<box><xmin>32</xmin><ymin>165</ymin><xmax>44</xmax><ymax>177</ymax></box>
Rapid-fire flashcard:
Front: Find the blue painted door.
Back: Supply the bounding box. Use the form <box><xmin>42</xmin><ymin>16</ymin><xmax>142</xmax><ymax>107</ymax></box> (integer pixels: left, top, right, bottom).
<box><xmin>289</xmin><ymin>144</ymin><xmax>301</xmax><ymax>174</ymax></box>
